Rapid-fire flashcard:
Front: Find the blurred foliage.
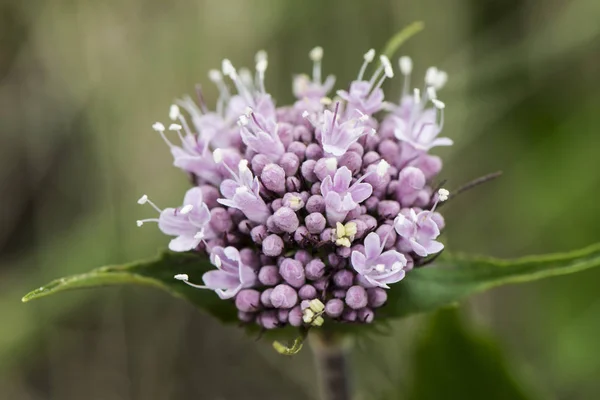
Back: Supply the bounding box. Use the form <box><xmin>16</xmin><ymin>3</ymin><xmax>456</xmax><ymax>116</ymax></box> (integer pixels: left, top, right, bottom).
<box><xmin>1</xmin><ymin>0</ymin><xmax>600</xmax><ymax>398</ymax></box>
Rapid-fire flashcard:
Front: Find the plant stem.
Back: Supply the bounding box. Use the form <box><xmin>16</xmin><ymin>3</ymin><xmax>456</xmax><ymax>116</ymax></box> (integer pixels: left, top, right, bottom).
<box><xmin>310</xmin><ymin>332</ymin><xmax>352</xmax><ymax>400</ymax></box>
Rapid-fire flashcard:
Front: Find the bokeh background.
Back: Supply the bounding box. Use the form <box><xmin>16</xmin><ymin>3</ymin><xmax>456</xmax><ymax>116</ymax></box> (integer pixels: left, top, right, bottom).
<box><xmin>1</xmin><ymin>0</ymin><xmax>599</xmax><ymax>399</ymax></box>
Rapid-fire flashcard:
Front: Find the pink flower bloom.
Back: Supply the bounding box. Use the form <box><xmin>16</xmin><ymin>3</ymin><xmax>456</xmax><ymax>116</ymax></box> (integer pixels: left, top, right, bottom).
<box><xmin>351</xmin><ymin>232</ymin><xmax>407</xmax><ymax>289</ymax></box>
<box><xmin>394</xmin><ymin>208</ymin><xmax>444</xmax><ymax>257</ymax></box>
<box><xmin>321</xmin><ymin>166</ymin><xmax>373</xmax><ymax>224</ymax></box>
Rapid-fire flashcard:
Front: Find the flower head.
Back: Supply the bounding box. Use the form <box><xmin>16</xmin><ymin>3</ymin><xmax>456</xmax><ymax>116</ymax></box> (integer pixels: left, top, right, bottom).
<box><xmin>351</xmin><ymin>232</ymin><xmax>406</xmax><ymax>289</ymax></box>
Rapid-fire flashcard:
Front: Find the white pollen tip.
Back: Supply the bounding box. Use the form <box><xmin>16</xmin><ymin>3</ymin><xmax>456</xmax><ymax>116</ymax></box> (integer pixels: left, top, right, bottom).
<box><xmin>208</xmin><ymin>69</ymin><xmax>222</xmax><ymax>82</ymax></box>
<box><xmin>214</xmin><ymin>255</ymin><xmax>222</xmax><ymax>268</ymax></box>
<box><xmin>212</xmin><ymin>149</ymin><xmax>224</xmax><ymax>163</ymax></box>
<box><xmin>301</xmin><ymin>110</ymin><xmax>310</xmax><ymax>119</ymax></box>
<box><xmin>256</xmin><ymin>59</ymin><xmax>268</xmax><ymax>73</ymax></box>
<box><xmin>136</xmin><ymin>220</ymin><xmax>144</xmax><ymax>227</ymax></box>
<box><xmin>399</xmin><ymin>56</ymin><xmax>412</xmax><ymax>75</ymax></box>
<box><xmin>324</xmin><ymin>157</ymin><xmax>337</xmax><ymax>171</ymax></box>
<box><xmin>432</xmin><ymin>99</ymin><xmax>445</xmax><ymax>109</ymax></box>
<box><xmin>380</xmin><ymin>55</ymin><xmax>394</xmax><ymax>78</ymax></box>
<box><xmin>168</xmin><ymin>123</ymin><xmax>182</xmax><ymax>131</ymax></box>
<box><xmin>392</xmin><ymin>262</ymin><xmax>403</xmax><ymax>271</ymax></box>
<box><xmin>137</xmin><ymin>195</ymin><xmax>148</xmax><ymax>204</ymax></box>
<box><xmin>222</xmin><ymin>59</ymin><xmax>235</xmax><ymax>77</ymax></box>
<box><xmin>169</xmin><ymin>104</ymin><xmax>180</xmax><ymax>121</ymax></box>
<box><xmin>238</xmin><ymin>159</ymin><xmax>249</xmax><ymax>171</ymax></box>
<box><xmin>244</xmin><ymin>106</ymin><xmax>253</xmax><ymax>116</ymax></box>
<box><xmin>309</xmin><ymin>46</ymin><xmax>323</xmax><ymax>61</ymax></box>
<box><xmin>425</xmin><ymin>66</ymin><xmax>439</xmax><ymax>86</ymax></box>
<box><xmin>375</xmin><ymin>264</ymin><xmax>385</xmax><ymax>272</ymax></box>
<box><xmin>255</xmin><ymin>50</ymin><xmax>267</xmax><ymax>63</ymax></box>
<box><xmin>174</xmin><ymin>274</ymin><xmax>189</xmax><ymax>281</ymax></box>
<box><xmin>438</xmin><ymin>188</ymin><xmax>450</xmax><ymax>201</ymax></box>
<box><xmin>364</xmin><ymin>49</ymin><xmax>375</xmax><ymax>62</ymax></box>
<box><xmin>180</xmin><ymin>204</ymin><xmax>194</xmax><ymax>215</ymax></box>
<box><xmin>376</xmin><ymin>160</ymin><xmax>390</xmax><ymax>177</ymax></box>
<box><xmin>193</xmin><ymin>231</ymin><xmax>205</xmax><ymax>240</ymax></box>
<box><xmin>238</xmin><ymin>115</ymin><xmax>249</xmax><ymax>126</ymax></box>
<box><xmin>369</xmin><ymin>128</ymin><xmax>377</xmax><ymax>137</ymax></box>
<box><xmin>152</xmin><ymin>122</ymin><xmax>165</xmax><ymax>132</ymax></box>
<box><xmin>435</xmin><ymin>70</ymin><xmax>448</xmax><ymax>89</ymax></box>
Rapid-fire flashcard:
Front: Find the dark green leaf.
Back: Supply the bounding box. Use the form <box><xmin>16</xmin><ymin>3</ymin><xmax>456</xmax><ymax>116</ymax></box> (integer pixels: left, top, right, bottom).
<box><xmin>380</xmin><ymin>242</ymin><xmax>600</xmax><ymax>320</ymax></box>
<box><xmin>22</xmin><ymin>251</ymin><xmax>238</xmax><ymax>323</ymax></box>
<box><xmin>404</xmin><ymin>309</ymin><xmax>537</xmax><ymax>400</ymax></box>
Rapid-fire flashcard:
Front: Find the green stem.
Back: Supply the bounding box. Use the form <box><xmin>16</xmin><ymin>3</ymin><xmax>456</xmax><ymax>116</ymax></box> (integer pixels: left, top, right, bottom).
<box><xmin>310</xmin><ymin>332</ymin><xmax>352</xmax><ymax>400</ymax></box>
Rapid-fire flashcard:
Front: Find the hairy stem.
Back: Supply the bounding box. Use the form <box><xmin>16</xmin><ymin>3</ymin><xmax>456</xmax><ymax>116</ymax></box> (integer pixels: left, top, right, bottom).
<box><xmin>310</xmin><ymin>332</ymin><xmax>352</xmax><ymax>400</ymax></box>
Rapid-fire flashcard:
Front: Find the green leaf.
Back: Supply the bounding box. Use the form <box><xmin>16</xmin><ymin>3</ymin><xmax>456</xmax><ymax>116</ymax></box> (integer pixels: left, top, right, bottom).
<box><xmin>22</xmin><ymin>251</ymin><xmax>238</xmax><ymax>324</ymax></box>
<box><xmin>404</xmin><ymin>309</ymin><xmax>538</xmax><ymax>400</ymax></box>
<box><xmin>381</xmin><ymin>242</ymin><xmax>600</xmax><ymax>320</ymax></box>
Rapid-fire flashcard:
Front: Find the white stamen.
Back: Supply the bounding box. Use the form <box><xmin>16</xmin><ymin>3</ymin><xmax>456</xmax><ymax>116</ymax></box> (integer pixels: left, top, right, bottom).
<box><xmin>376</xmin><ymin>160</ymin><xmax>390</xmax><ymax>177</ymax></box>
<box><xmin>425</xmin><ymin>67</ymin><xmax>439</xmax><ymax>86</ymax></box>
<box><xmin>169</xmin><ymin>104</ymin><xmax>180</xmax><ymax>121</ymax></box>
<box><xmin>364</xmin><ymin>49</ymin><xmax>375</xmax><ymax>62</ymax></box>
<box><xmin>137</xmin><ymin>195</ymin><xmax>148</xmax><ymax>204</ymax></box>
<box><xmin>256</xmin><ymin>59</ymin><xmax>268</xmax><ymax>73</ymax></box>
<box><xmin>391</xmin><ymin>262</ymin><xmax>403</xmax><ymax>271</ymax></box>
<box><xmin>356</xmin><ymin>110</ymin><xmax>369</xmax><ymax>123</ymax></box>
<box><xmin>213</xmin><ymin>149</ymin><xmax>224</xmax><ymax>163</ymax></box>
<box><xmin>235</xmin><ymin>186</ymin><xmax>249</xmax><ymax>195</ymax></box>
<box><xmin>136</xmin><ymin>220</ymin><xmax>144</xmax><ymax>227</ymax></box>
<box><xmin>194</xmin><ymin>231</ymin><xmax>205</xmax><ymax>240</ymax></box>
<box><xmin>239</xmin><ymin>68</ymin><xmax>254</xmax><ymax>88</ymax></box>
<box><xmin>434</xmin><ymin>70</ymin><xmax>448</xmax><ymax>89</ymax></box>
<box><xmin>427</xmin><ymin>86</ymin><xmax>437</xmax><ymax>100</ymax></box>
<box><xmin>180</xmin><ymin>205</ymin><xmax>194</xmax><ymax>215</ymax></box>
<box><xmin>214</xmin><ymin>255</ymin><xmax>222</xmax><ymax>268</ymax></box>
<box><xmin>358</xmin><ymin>49</ymin><xmax>376</xmax><ymax>81</ymax></box>
<box><xmin>208</xmin><ymin>69</ymin><xmax>222</xmax><ymax>82</ymax></box>
<box><xmin>438</xmin><ymin>188</ymin><xmax>450</xmax><ymax>202</ymax></box>
<box><xmin>222</xmin><ymin>59</ymin><xmax>236</xmax><ymax>78</ymax></box>
<box><xmin>152</xmin><ymin>122</ymin><xmax>165</xmax><ymax>132</ymax></box>
<box><xmin>238</xmin><ymin>115</ymin><xmax>249</xmax><ymax>126</ymax></box>
<box><xmin>301</xmin><ymin>110</ymin><xmax>310</xmax><ymax>119</ymax></box>
<box><xmin>255</xmin><ymin>50</ymin><xmax>267</xmax><ymax>63</ymax></box>
<box><xmin>375</xmin><ymin>264</ymin><xmax>385</xmax><ymax>272</ymax></box>
<box><xmin>380</xmin><ymin>55</ymin><xmax>394</xmax><ymax>78</ymax></box>
<box><xmin>309</xmin><ymin>46</ymin><xmax>323</xmax><ymax>61</ymax></box>
<box><xmin>432</xmin><ymin>99</ymin><xmax>445</xmax><ymax>109</ymax></box>
<box><xmin>238</xmin><ymin>159</ymin><xmax>249</xmax><ymax>172</ymax></box>
<box><xmin>174</xmin><ymin>274</ymin><xmax>189</xmax><ymax>281</ymax></box>
<box><xmin>324</xmin><ymin>157</ymin><xmax>337</xmax><ymax>171</ymax></box>
<box><xmin>168</xmin><ymin>123</ymin><xmax>182</xmax><ymax>131</ymax></box>
<box><xmin>369</xmin><ymin>128</ymin><xmax>377</xmax><ymax>137</ymax></box>
<box><xmin>244</xmin><ymin>106</ymin><xmax>253</xmax><ymax>116</ymax></box>
<box><xmin>413</xmin><ymin>88</ymin><xmax>421</xmax><ymax>104</ymax></box>
<box><xmin>399</xmin><ymin>56</ymin><xmax>412</xmax><ymax>75</ymax></box>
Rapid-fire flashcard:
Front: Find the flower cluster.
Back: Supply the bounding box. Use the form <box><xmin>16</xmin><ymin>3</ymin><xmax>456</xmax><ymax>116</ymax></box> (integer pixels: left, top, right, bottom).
<box><xmin>138</xmin><ymin>47</ymin><xmax>451</xmax><ymax>329</ymax></box>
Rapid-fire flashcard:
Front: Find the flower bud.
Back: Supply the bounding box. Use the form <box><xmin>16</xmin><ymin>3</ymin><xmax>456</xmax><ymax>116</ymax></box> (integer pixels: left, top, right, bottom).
<box><xmin>293</xmin><ymin>226</ymin><xmax>310</xmax><ymax>244</ymax></box>
<box><xmin>288</xmin><ymin>306</ymin><xmax>303</xmax><ymax>327</ymax></box>
<box><xmin>333</xmin><ymin>289</ymin><xmax>347</xmax><ymax>299</ymax></box>
<box><xmin>251</xmin><ymin>154</ymin><xmax>270</xmax><ymax>176</ymax></box>
<box><xmin>279</xmin><ymin>258</ymin><xmax>306</xmax><ymax>288</ymax></box>
<box><xmin>305</xmin><ymin>259</ymin><xmax>326</xmax><ymax>280</ymax></box>
<box><xmin>306</xmin><ymin>195</ymin><xmax>325</xmax><ymax>213</ymax></box>
<box><xmin>277</xmin><ymin>309</ymin><xmax>289</xmax><ymax>322</ymax></box>
<box><xmin>262</xmin><ymin>234</ymin><xmax>284</xmax><ymax>256</ymax></box>
<box><xmin>313</xmin><ymin>277</ymin><xmax>328</xmax><ymax>291</ymax></box>
<box><xmin>325</xmin><ymin>299</ymin><xmax>344</xmax><ymax>318</ymax></box>
<box><xmin>367</xmin><ymin>287</ymin><xmax>387</xmax><ymax>308</ymax></box>
<box><xmin>250</xmin><ymin>224</ymin><xmax>267</xmax><ymax>244</ymax></box>
<box><xmin>314</xmin><ymin>157</ymin><xmax>337</xmax><ymax>181</ymax></box>
<box><xmin>320</xmin><ymin>227</ymin><xmax>333</xmax><ymax>242</ymax></box>
<box><xmin>298</xmin><ymin>284</ymin><xmax>317</xmax><ymax>300</ymax></box>
<box><xmin>310</xmin><ymin>181</ymin><xmax>322</xmax><ymax>195</ymax></box>
<box><xmin>209</xmin><ymin>207</ymin><xmax>233</xmax><ymax>233</ymax></box>
<box><xmin>347</xmin><ymin>142</ymin><xmax>364</xmax><ymax>157</ymax></box>
<box><xmin>365</xmin><ymin>197</ymin><xmax>379</xmax><ymax>213</ymax></box>
<box><xmin>262</xmin><ymin>163</ymin><xmax>286</xmax><ymax>193</ymax></box>
<box><xmin>258</xmin><ymin>310</ymin><xmax>279</xmax><ymax>329</ymax></box>
<box><xmin>277</xmin><ymin>123</ymin><xmax>294</xmax><ymax>147</ymax></box>
<box><xmin>345</xmin><ymin>286</ymin><xmax>368</xmax><ymax>310</ymax></box>
<box><xmin>336</xmin><ymin>246</ymin><xmax>351</xmax><ymax>258</ymax></box>
<box><xmin>301</xmin><ymin>159</ymin><xmax>318</xmax><ymax>182</ymax></box>
<box><xmin>333</xmin><ymin>270</ymin><xmax>354</xmax><ymax>288</ymax></box>
<box><xmin>378</xmin><ymin>139</ymin><xmax>399</xmax><ymax>164</ymax></box>
<box><xmin>200</xmin><ymin>185</ymin><xmax>220</xmax><ymax>208</ymax></box>
<box><xmin>235</xmin><ymin>289</ymin><xmax>261</xmax><ymax>312</ymax></box>
<box><xmin>287</xmin><ymin>141</ymin><xmax>307</xmax><ymax>160</ymax></box>
<box><xmin>282</xmin><ymin>192</ymin><xmax>305</xmax><ymax>211</ymax></box>
<box><xmin>271</xmin><ymin>198</ymin><xmax>283</xmax><ymax>211</ymax></box>
<box><xmin>270</xmin><ymin>284</ymin><xmax>298</xmax><ymax>308</ymax></box>
<box><xmin>376</xmin><ymin>224</ymin><xmax>397</xmax><ymax>250</ymax></box>
<box><xmin>294</xmin><ymin>250</ymin><xmax>312</xmax><ymax>265</ymax></box>
<box><xmin>342</xmin><ymin>309</ymin><xmax>357</xmax><ymax>322</ymax></box>
<box><xmin>305</xmin><ymin>212</ymin><xmax>327</xmax><ymax>234</ymax></box>
<box><xmin>261</xmin><ymin>288</ymin><xmax>274</xmax><ymax>307</ymax></box>
<box><xmin>272</xmin><ymin>207</ymin><xmax>300</xmax><ymax>233</ymax></box>
<box><xmin>286</xmin><ymin>176</ymin><xmax>301</xmax><ymax>192</ymax></box>
<box><xmin>258</xmin><ymin>265</ymin><xmax>281</xmax><ymax>286</ymax></box>
<box><xmin>240</xmin><ymin>248</ymin><xmax>260</xmax><ymax>269</ymax></box>
<box><xmin>358</xmin><ymin>307</ymin><xmax>374</xmax><ymax>323</ymax></box>
<box><xmin>363</xmin><ymin>151</ymin><xmax>380</xmax><ymax>166</ymax></box>
<box><xmin>305</xmin><ymin>143</ymin><xmax>323</xmax><ymax>160</ymax></box>
<box><xmin>339</xmin><ymin>151</ymin><xmax>362</xmax><ymax>175</ymax></box>
<box><xmin>377</xmin><ymin>200</ymin><xmax>401</xmax><ymax>219</ymax></box>
<box><xmin>280</xmin><ymin>152</ymin><xmax>300</xmax><ymax>176</ymax></box>
<box><xmin>294</xmin><ymin>125</ymin><xmax>312</xmax><ymax>142</ymax></box>
<box><xmin>238</xmin><ymin>311</ymin><xmax>255</xmax><ymax>323</ymax></box>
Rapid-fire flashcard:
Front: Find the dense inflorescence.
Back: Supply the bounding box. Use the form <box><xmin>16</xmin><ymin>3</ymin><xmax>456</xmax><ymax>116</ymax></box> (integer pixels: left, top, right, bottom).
<box><xmin>138</xmin><ymin>47</ymin><xmax>453</xmax><ymax>329</ymax></box>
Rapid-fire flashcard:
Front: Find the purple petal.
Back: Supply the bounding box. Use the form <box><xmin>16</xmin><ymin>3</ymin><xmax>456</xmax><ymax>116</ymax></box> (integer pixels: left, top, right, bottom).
<box><xmin>168</xmin><ymin>235</ymin><xmax>200</xmax><ymax>252</ymax></box>
<box><xmin>348</xmin><ymin>182</ymin><xmax>373</xmax><ymax>203</ymax></box>
<box><xmin>350</xmin><ymin>251</ymin><xmax>367</xmax><ymax>273</ymax></box>
<box><xmin>363</xmin><ymin>232</ymin><xmax>381</xmax><ymax>260</ymax></box>
<box><xmin>333</xmin><ymin>167</ymin><xmax>353</xmax><ymax>192</ymax></box>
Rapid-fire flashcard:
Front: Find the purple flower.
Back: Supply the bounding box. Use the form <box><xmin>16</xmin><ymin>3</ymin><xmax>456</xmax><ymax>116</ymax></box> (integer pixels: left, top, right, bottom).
<box><xmin>319</xmin><ymin>103</ymin><xmax>372</xmax><ymax>157</ymax></box>
<box><xmin>394</xmin><ymin>208</ymin><xmax>444</xmax><ymax>257</ymax></box>
<box><xmin>321</xmin><ymin>166</ymin><xmax>373</xmax><ymax>224</ymax></box>
<box><xmin>350</xmin><ymin>232</ymin><xmax>407</xmax><ymax>289</ymax></box>
<box><xmin>239</xmin><ymin>108</ymin><xmax>285</xmax><ymax>162</ymax></box>
<box><xmin>293</xmin><ymin>47</ymin><xmax>336</xmax><ymax>113</ymax></box>
<box><xmin>391</xmin><ymin>90</ymin><xmax>452</xmax><ymax>152</ymax></box>
<box><xmin>216</xmin><ymin>155</ymin><xmax>271</xmax><ymax>224</ymax></box>
<box><xmin>175</xmin><ymin>246</ymin><xmax>257</xmax><ymax>299</ymax></box>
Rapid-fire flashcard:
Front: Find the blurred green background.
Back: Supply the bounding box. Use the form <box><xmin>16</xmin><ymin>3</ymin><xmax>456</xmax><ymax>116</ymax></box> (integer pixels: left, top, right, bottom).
<box><xmin>1</xmin><ymin>0</ymin><xmax>599</xmax><ymax>398</ymax></box>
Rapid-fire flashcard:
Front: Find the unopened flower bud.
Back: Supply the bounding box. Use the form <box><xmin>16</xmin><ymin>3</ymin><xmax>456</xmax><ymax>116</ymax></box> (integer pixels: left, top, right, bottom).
<box><xmin>305</xmin><ymin>143</ymin><xmax>323</xmax><ymax>160</ymax></box>
<box><xmin>261</xmin><ymin>288</ymin><xmax>274</xmax><ymax>307</ymax></box>
<box><xmin>272</xmin><ymin>207</ymin><xmax>300</xmax><ymax>233</ymax></box>
<box><xmin>282</xmin><ymin>193</ymin><xmax>305</xmax><ymax>211</ymax></box>
<box><xmin>306</xmin><ymin>195</ymin><xmax>325</xmax><ymax>213</ymax></box>
<box><xmin>280</xmin><ymin>153</ymin><xmax>300</xmax><ymax>176</ymax></box>
<box><xmin>367</xmin><ymin>287</ymin><xmax>388</xmax><ymax>308</ymax></box>
<box><xmin>250</xmin><ymin>224</ymin><xmax>267</xmax><ymax>244</ymax></box>
<box><xmin>377</xmin><ymin>200</ymin><xmax>401</xmax><ymax>219</ymax></box>
<box><xmin>288</xmin><ymin>306</ymin><xmax>303</xmax><ymax>327</ymax></box>
<box><xmin>262</xmin><ymin>164</ymin><xmax>286</xmax><ymax>193</ymax></box>
<box><xmin>305</xmin><ymin>259</ymin><xmax>326</xmax><ymax>280</ymax></box>
<box><xmin>209</xmin><ymin>207</ymin><xmax>233</xmax><ymax>233</ymax></box>
<box><xmin>345</xmin><ymin>286</ymin><xmax>368</xmax><ymax>310</ymax></box>
<box><xmin>325</xmin><ymin>299</ymin><xmax>344</xmax><ymax>318</ymax></box>
<box><xmin>270</xmin><ymin>284</ymin><xmax>298</xmax><ymax>308</ymax></box>
<box><xmin>235</xmin><ymin>289</ymin><xmax>261</xmax><ymax>312</ymax></box>
<box><xmin>279</xmin><ymin>258</ymin><xmax>306</xmax><ymax>288</ymax></box>
<box><xmin>305</xmin><ymin>212</ymin><xmax>327</xmax><ymax>234</ymax></box>
<box><xmin>286</xmin><ymin>176</ymin><xmax>301</xmax><ymax>192</ymax></box>
<box><xmin>262</xmin><ymin>234</ymin><xmax>284</xmax><ymax>256</ymax></box>
<box><xmin>314</xmin><ymin>157</ymin><xmax>337</xmax><ymax>181</ymax></box>
<box><xmin>339</xmin><ymin>151</ymin><xmax>362</xmax><ymax>175</ymax></box>
<box><xmin>298</xmin><ymin>284</ymin><xmax>317</xmax><ymax>300</ymax></box>
<box><xmin>251</xmin><ymin>154</ymin><xmax>270</xmax><ymax>176</ymax></box>
<box><xmin>258</xmin><ymin>310</ymin><xmax>279</xmax><ymax>329</ymax></box>
<box><xmin>301</xmin><ymin>160</ymin><xmax>318</xmax><ymax>182</ymax></box>
<box><xmin>333</xmin><ymin>270</ymin><xmax>354</xmax><ymax>288</ymax></box>
<box><xmin>358</xmin><ymin>307</ymin><xmax>374</xmax><ymax>323</ymax></box>
<box><xmin>287</xmin><ymin>141</ymin><xmax>307</xmax><ymax>160</ymax></box>
<box><xmin>258</xmin><ymin>265</ymin><xmax>281</xmax><ymax>286</ymax></box>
